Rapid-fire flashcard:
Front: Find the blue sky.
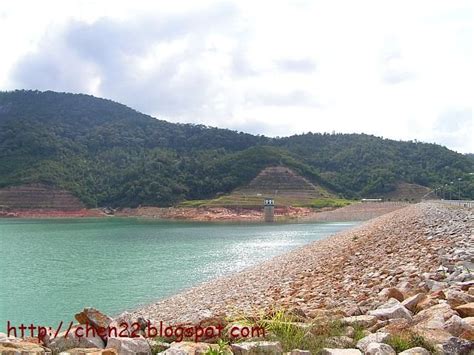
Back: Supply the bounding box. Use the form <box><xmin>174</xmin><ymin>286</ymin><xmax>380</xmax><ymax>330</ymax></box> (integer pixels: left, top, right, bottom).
<box><xmin>0</xmin><ymin>0</ymin><xmax>472</xmax><ymax>152</ymax></box>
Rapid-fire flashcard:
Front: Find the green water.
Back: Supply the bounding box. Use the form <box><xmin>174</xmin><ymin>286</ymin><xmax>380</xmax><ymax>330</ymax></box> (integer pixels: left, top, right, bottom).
<box><xmin>0</xmin><ymin>218</ymin><xmax>357</xmax><ymax>330</ymax></box>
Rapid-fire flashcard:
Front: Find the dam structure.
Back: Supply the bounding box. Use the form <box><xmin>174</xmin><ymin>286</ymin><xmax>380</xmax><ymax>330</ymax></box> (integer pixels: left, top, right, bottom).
<box><xmin>264</xmin><ymin>197</ymin><xmax>275</xmax><ymax>222</ymax></box>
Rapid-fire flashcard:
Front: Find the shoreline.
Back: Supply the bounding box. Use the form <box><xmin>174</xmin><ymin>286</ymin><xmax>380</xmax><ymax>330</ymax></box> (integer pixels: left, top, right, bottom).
<box><xmin>128</xmin><ymin>202</ymin><xmax>472</xmax><ymax>324</ymax></box>
<box><xmin>0</xmin><ymin>201</ymin><xmax>409</xmax><ymax>222</ymax></box>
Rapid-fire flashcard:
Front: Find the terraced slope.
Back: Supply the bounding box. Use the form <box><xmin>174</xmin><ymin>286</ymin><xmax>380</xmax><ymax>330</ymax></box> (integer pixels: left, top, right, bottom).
<box><xmin>182</xmin><ymin>166</ymin><xmax>334</xmax><ymax>207</ymax></box>
<box><xmin>381</xmin><ymin>182</ymin><xmax>436</xmax><ymax>201</ymax></box>
<box><xmin>236</xmin><ymin>166</ymin><xmax>328</xmax><ymax>197</ymax></box>
<box><xmin>0</xmin><ymin>184</ymin><xmax>85</xmax><ymax>210</ymax></box>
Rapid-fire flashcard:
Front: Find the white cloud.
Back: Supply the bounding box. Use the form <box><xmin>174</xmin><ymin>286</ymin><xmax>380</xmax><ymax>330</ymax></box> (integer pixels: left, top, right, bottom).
<box><xmin>0</xmin><ymin>0</ymin><xmax>472</xmax><ymax>152</ymax></box>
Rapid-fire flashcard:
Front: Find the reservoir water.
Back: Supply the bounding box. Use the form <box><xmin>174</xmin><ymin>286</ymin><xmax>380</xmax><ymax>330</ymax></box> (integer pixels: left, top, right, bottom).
<box><xmin>0</xmin><ymin>218</ymin><xmax>357</xmax><ymax>330</ymax></box>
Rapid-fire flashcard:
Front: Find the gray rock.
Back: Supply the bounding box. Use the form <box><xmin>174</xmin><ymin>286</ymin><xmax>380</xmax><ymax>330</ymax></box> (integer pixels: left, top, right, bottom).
<box><xmin>325</xmin><ymin>336</ymin><xmax>354</xmax><ymax>348</ymax></box>
<box><xmin>368</xmin><ymin>298</ymin><xmax>413</xmax><ymax>321</ymax></box>
<box><xmin>231</xmin><ymin>341</ymin><xmax>283</xmax><ymax>355</ymax></box>
<box><xmin>443</xmin><ymin>314</ymin><xmax>473</xmax><ymax>336</ymax></box>
<box><xmin>107</xmin><ymin>337</ymin><xmax>151</xmax><ymax>355</ymax></box>
<box><xmin>436</xmin><ymin>336</ymin><xmax>474</xmax><ymax>355</ymax></box>
<box><xmin>340</xmin><ymin>315</ymin><xmax>378</xmax><ymax>328</ymax></box>
<box><xmin>365</xmin><ymin>342</ymin><xmax>396</xmax><ymax>355</ymax></box>
<box><xmin>398</xmin><ymin>347</ymin><xmax>431</xmax><ymax>355</ymax></box>
<box><xmin>356</xmin><ymin>332</ymin><xmax>391</xmax><ymax>352</ymax></box>
<box><xmin>47</xmin><ymin>327</ymin><xmax>105</xmax><ymax>353</ymax></box>
<box><xmin>445</xmin><ymin>289</ymin><xmax>474</xmax><ymax>308</ymax></box>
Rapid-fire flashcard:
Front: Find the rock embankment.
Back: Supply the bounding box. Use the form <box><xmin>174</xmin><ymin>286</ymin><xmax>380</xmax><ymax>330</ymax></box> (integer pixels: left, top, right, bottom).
<box><xmin>132</xmin><ymin>202</ymin><xmax>471</xmax><ymax>323</ymax></box>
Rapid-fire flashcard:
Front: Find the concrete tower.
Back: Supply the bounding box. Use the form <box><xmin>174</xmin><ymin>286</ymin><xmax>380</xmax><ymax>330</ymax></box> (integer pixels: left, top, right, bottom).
<box><xmin>264</xmin><ymin>197</ymin><xmax>275</xmax><ymax>222</ymax></box>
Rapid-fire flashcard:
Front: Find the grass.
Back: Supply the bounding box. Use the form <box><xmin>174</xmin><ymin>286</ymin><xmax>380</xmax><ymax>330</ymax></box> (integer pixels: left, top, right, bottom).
<box><xmin>229</xmin><ymin>308</ymin><xmax>349</xmax><ymax>354</ymax></box>
<box><xmin>386</xmin><ymin>331</ymin><xmax>436</xmax><ymax>353</ymax></box>
<box><xmin>179</xmin><ymin>195</ymin><xmax>354</xmax><ymax>209</ymax></box>
<box><xmin>204</xmin><ymin>339</ymin><xmax>231</xmax><ymax>355</ymax></box>
<box><xmin>152</xmin><ymin>310</ymin><xmax>435</xmax><ymax>355</ymax></box>
<box><xmin>352</xmin><ymin>323</ymin><xmax>366</xmax><ymax>342</ymax></box>
<box><xmin>306</xmin><ymin>198</ymin><xmax>353</xmax><ymax>209</ymax></box>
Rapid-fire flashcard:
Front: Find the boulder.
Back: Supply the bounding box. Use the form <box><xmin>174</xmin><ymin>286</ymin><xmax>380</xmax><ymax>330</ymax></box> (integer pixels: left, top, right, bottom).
<box><xmin>320</xmin><ymin>349</ymin><xmax>362</xmax><ymax>355</ymax></box>
<box><xmin>231</xmin><ymin>341</ymin><xmax>283</xmax><ymax>355</ymax></box>
<box><xmin>325</xmin><ymin>336</ymin><xmax>354</xmax><ymax>348</ymax></box>
<box><xmin>426</xmin><ymin>280</ymin><xmax>447</xmax><ymax>292</ymax></box>
<box><xmin>47</xmin><ymin>327</ymin><xmax>105</xmax><ymax>353</ymax></box>
<box><xmin>356</xmin><ymin>332</ymin><xmax>391</xmax><ymax>352</ymax></box>
<box><xmin>379</xmin><ymin>288</ymin><xmax>404</xmax><ymax>302</ymax></box>
<box><xmin>340</xmin><ymin>315</ymin><xmax>377</xmax><ymax>328</ymax></box>
<box><xmin>443</xmin><ymin>315</ymin><xmax>474</xmax><ymax>337</ymax></box>
<box><xmin>436</xmin><ymin>336</ymin><xmax>474</xmax><ymax>355</ymax></box>
<box><xmin>401</xmin><ymin>293</ymin><xmax>425</xmax><ymax>312</ymax></box>
<box><xmin>445</xmin><ymin>290</ymin><xmax>474</xmax><ymax>308</ymax></box>
<box><xmin>455</xmin><ymin>302</ymin><xmax>474</xmax><ymax>317</ymax></box>
<box><xmin>415</xmin><ymin>295</ymin><xmax>438</xmax><ymax>311</ymax></box>
<box><xmin>75</xmin><ymin>308</ymin><xmax>113</xmax><ymax>330</ymax></box>
<box><xmin>411</xmin><ymin>302</ymin><xmax>458</xmax><ymax>343</ymax></box>
<box><xmin>413</xmin><ymin>303</ymin><xmax>457</xmax><ymax>329</ymax></box>
<box><xmin>59</xmin><ymin>349</ymin><xmax>117</xmax><ymax>355</ymax></box>
<box><xmin>367</xmin><ymin>298</ymin><xmax>413</xmax><ymax>321</ymax></box>
<box><xmin>0</xmin><ymin>341</ymin><xmax>48</xmax><ymax>354</ymax></box>
<box><xmin>464</xmin><ymin>317</ymin><xmax>474</xmax><ymax>327</ymax></box>
<box><xmin>365</xmin><ymin>342</ymin><xmax>396</xmax><ymax>355</ymax></box>
<box><xmin>377</xmin><ymin>318</ymin><xmax>410</xmax><ymax>335</ymax></box>
<box><xmin>398</xmin><ymin>347</ymin><xmax>430</xmax><ymax>355</ymax></box>
<box><xmin>106</xmin><ymin>337</ymin><xmax>151</xmax><ymax>355</ymax></box>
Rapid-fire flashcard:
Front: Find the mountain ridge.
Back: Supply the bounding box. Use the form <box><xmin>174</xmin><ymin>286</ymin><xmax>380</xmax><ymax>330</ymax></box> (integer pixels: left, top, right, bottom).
<box><xmin>0</xmin><ymin>89</ymin><xmax>472</xmax><ymax>207</ymax></box>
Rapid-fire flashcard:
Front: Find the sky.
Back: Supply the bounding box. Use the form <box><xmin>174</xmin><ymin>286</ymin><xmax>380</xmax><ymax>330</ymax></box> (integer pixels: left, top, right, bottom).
<box><xmin>0</xmin><ymin>0</ymin><xmax>472</xmax><ymax>153</ymax></box>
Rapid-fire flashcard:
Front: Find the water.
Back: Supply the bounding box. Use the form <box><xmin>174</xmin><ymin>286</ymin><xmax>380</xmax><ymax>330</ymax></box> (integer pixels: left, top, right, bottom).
<box><xmin>0</xmin><ymin>218</ymin><xmax>357</xmax><ymax>330</ymax></box>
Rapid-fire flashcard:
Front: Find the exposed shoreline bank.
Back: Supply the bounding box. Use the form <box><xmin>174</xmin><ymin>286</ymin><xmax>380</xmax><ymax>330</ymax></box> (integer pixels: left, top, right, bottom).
<box><xmin>0</xmin><ymin>201</ymin><xmax>409</xmax><ymax>222</ymax></box>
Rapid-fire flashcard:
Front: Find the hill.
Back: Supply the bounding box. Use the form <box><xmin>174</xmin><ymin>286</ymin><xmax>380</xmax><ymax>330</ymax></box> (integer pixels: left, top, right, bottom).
<box><xmin>0</xmin><ymin>90</ymin><xmax>472</xmax><ymax>208</ymax></box>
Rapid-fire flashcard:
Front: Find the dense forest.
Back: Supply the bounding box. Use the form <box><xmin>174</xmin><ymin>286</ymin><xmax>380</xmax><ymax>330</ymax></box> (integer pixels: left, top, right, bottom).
<box><xmin>0</xmin><ymin>90</ymin><xmax>472</xmax><ymax>207</ymax></box>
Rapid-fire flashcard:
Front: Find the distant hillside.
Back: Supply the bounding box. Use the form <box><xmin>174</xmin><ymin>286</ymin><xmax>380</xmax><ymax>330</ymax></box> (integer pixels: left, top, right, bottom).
<box><xmin>0</xmin><ymin>90</ymin><xmax>472</xmax><ymax>207</ymax></box>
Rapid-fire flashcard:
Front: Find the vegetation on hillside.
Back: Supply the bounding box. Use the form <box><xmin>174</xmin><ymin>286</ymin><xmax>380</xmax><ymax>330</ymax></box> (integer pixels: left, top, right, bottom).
<box><xmin>0</xmin><ymin>90</ymin><xmax>472</xmax><ymax>207</ymax></box>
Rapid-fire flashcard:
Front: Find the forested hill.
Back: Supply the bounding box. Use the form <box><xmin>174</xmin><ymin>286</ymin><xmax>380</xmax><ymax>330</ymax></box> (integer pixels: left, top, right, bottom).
<box><xmin>0</xmin><ymin>90</ymin><xmax>472</xmax><ymax>207</ymax></box>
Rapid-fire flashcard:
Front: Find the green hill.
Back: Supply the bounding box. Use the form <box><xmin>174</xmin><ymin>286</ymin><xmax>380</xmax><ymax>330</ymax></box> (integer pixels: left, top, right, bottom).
<box><xmin>0</xmin><ymin>90</ymin><xmax>472</xmax><ymax>207</ymax></box>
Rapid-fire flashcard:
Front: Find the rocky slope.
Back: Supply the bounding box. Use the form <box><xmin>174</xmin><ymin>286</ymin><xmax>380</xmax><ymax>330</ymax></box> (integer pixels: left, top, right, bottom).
<box><xmin>130</xmin><ymin>202</ymin><xmax>472</xmax><ymax>323</ymax></box>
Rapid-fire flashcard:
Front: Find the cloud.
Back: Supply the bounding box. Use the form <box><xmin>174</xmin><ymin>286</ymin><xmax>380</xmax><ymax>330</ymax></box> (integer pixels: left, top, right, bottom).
<box><xmin>379</xmin><ymin>40</ymin><xmax>415</xmax><ymax>85</ymax></box>
<box><xmin>244</xmin><ymin>89</ymin><xmax>319</xmax><ymax>107</ymax></box>
<box><xmin>11</xmin><ymin>3</ymin><xmax>243</xmax><ymax>118</ymax></box>
<box><xmin>275</xmin><ymin>58</ymin><xmax>316</xmax><ymax>73</ymax></box>
<box><xmin>431</xmin><ymin>108</ymin><xmax>473</xmax><ymax>152</ymax></box>
<box><xmin>3</xmin><ymin>0</ymin><xmax>473</xmax><ymax>152</ymax></box>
